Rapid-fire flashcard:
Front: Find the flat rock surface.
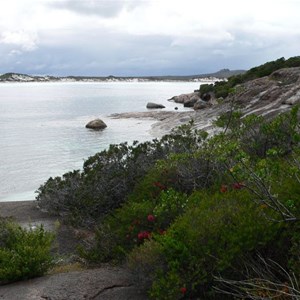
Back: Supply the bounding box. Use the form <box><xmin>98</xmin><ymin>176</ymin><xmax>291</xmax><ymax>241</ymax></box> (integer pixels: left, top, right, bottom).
<box><xmin>0</xmin><ymin>268</ymin><xmax>148</xmax><ymax>300</ymax></box>
<box><xmin>0</xmin><ymin>201</ymin><xmax>148</xmax><ymax>299</ymax></box>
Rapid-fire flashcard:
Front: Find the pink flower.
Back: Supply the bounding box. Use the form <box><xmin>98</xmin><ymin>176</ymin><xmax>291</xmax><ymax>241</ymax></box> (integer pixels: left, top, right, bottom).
<box><xmin>147</xmin><ymin>214</ymin><xmax>155</xmax><ymax>222</ymax></box>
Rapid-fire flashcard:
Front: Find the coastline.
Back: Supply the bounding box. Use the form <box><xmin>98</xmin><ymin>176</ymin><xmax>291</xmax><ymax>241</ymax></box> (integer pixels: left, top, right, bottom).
<box><xmin>0</xmin><ymin>200</ymin><xmax>57</xmax><ymax>230</ymax></box>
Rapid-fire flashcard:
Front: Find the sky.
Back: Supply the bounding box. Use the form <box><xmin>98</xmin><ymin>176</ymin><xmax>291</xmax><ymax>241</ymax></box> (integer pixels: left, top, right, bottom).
<box><xmin>0</xmin><ymin>0</ymin><xmax>299</xmax><ymax>76</ymax></box>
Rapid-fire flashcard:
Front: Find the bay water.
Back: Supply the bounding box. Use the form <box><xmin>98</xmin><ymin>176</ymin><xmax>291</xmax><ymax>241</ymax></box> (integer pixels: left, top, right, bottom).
<box><xmin>0</xmin><ymin>81</ymin><xmax>200</xmax><ymax>201</ymax></box>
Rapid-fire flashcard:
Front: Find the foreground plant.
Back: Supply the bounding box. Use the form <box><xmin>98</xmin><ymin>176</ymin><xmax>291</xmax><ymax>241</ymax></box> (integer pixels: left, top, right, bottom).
<box><xmin>0</xmin><ymin>218</ymin><xmax>54</xmax><ymax>282</ymax></box>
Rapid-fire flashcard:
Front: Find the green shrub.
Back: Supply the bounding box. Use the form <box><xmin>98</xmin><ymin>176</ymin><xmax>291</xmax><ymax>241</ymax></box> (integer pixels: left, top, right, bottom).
<box><xmin>0</xmin><ymin>218</ymin><xmax>54</xmax><ymax>282</ymax></box>
<box><xmin>37</xmin><ymin>123</ymin><xmax>208</xmax><ymax>226</ymax></box>
<box><xmin>129</xmin><ymin>189</ymin><xmax>280</xmax><ymax>299</ymax></box>
<box><xmin>153</xmin><ymin>189</ymin><xmax>189</xmax><ymax>228</ymax></box>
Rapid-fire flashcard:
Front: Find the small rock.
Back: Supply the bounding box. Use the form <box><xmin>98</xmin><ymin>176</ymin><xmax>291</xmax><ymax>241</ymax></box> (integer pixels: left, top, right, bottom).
<box><xmin>146</xmin><ymin>102</ymin><xmax>166</xmax><ymax>109</ymax></box>
<box><xmin>85</xmin><ymin>119</ymin><xmax>107</xmax><ymax>130</ymax></box>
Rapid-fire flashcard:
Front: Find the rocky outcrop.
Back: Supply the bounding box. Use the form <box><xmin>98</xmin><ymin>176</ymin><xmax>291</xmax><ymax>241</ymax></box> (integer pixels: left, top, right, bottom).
<box><xmin>151</xmin><ymin>67</ymin><xmax>300</xmax><ymax>135</ymax></box>
<box><xmin>226</xmin><ymin>67</ymin><xmax>300</xmax><ymax>117</ymax></box>
<box><xmin>146</xmin><ymin>102</ymin><xmax>165</xmax><ymax>109</ymax></box>
<box><xmin>86</xmin><ymin>119</ymin><xmax>107</xmax><ymax>130</ymax></box>
<box><xmin>169</xmin><ymin>91</ymin><xmax>215</xmax><ymax>109</ymax></box>
<box><xmin>169</xmin><ymin>92</ymin><xmax>201</xmax><ymax>105</ymax></box>
<box><xmin>183</xmin><ymin>94</ymin><xmax>200</xmax><ymax>107</ymax></box>
<box><xmin>112</xmin><ymin>67</ymin><xmax>300</xmax><ymax>138</ymax></box>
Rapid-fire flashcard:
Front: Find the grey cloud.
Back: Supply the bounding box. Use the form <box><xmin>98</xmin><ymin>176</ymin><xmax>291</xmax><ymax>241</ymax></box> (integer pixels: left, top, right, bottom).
<box><xmin>1</xmin><ymin>23</ymin><xmax>300</xmax><ymax>76</ymax></box>
<box><xmin>49</xmin><ymin>0</ymin><xmax>143</xmax><ymax>18</ymax></box>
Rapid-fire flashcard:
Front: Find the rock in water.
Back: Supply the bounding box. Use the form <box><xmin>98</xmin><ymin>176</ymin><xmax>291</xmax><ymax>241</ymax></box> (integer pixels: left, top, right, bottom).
<box><xmin>85</xmin><ymin>119</ymin><xmax>107</xmax><ymax>130</ymax></box>
<box><xmin>146</xmin><ymin>102</ymin><xmax>166</xmax><ymax>109</ymax></box>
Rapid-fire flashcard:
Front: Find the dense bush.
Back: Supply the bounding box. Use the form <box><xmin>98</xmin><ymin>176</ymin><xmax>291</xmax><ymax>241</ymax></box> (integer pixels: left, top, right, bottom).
<box><xmin>37</xmin><ymin>100</ymin><xmax>300</xmax><ymax>298</ymax></box>
<box><xmin>128</xmin><ymin>157</ymin><xmax>300</xmax><ymax>299</ymax></box>
<box><xmin>0</xmin><ymin>218</ymin><xmax>54</xmax><ymax>282</ymax></box>
<box><xmin>36</xmin><ymin>123</ymin><xmax>208</xmax><ymax>226</ymax></box>
<box><xmin>141</xmin><ymin>190</ymin><xmax>280</xmax><ymax>299</ymax></box>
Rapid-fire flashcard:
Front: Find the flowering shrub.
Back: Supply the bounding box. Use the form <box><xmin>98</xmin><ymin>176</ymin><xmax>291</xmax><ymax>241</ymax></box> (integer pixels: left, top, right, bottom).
<box><xmin>40</xmin><ymin>104</ymin><xmax>300</xmax><ymax>299</ymax></box>
<box><xmin>142</xmin><ymin>189</ymin><xmax>280</xmax><ymax>299</ymax></box>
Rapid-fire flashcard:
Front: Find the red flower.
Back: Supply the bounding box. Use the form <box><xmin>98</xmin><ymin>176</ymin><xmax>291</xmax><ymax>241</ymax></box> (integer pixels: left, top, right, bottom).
<box><xmin>137</xmin><ymin>231</ymin><xmax>151</xmax><ymax>240</ymax></box>
<box><xmin>232</xmin><ymin>182</ymin><xmax>244</xmax><ymax>190</ymax></box>
<box><xmin>143</xmin><ymin>231</ymin><xmax>151</xmax><ymax>239</ymax></box>
<box><xmin>180</xmin><ymin>287</ymin><xmax>187</xmax><ymax>294</ymax></box>
<box><xmin>147</xmin><ymin>214</ymin><xmax>155</xmax><ymax>222</ymax></box>
<box><xmin>137</xmin><ymin>232</ymin><xmax>144</xmax><ymax>240</ymax></box>
<box><xmin>220</xmin><ymin>184</ymin><xmax>228</xmax><ymax>193</ymax></box>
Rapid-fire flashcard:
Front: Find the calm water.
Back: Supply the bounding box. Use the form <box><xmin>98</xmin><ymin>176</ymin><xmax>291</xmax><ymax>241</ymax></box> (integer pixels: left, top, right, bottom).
<box><xmin>0</xmin><ymin>81</ymin><xmax>200</xmax><ymax>201</ymax></box>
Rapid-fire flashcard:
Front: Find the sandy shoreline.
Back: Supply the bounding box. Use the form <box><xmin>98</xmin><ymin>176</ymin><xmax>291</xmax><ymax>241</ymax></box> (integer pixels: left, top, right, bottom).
<box><xmin>0</xmin><ymin>200</ymin><xmax>47</xmax><ymax>222</ymax></box>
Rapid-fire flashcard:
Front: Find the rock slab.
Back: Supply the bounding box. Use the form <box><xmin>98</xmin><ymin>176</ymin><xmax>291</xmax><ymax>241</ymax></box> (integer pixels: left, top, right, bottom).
<box><xmin>0</xmin><ymin>268</ymin><xmax>148</xmax><ymax>300</ymax></box>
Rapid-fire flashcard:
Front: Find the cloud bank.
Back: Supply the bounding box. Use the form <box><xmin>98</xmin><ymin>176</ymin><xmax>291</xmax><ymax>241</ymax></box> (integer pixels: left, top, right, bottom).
<box><xmin>0</xmin><ymin>0</ymin><xmax>299</xmax><ymax>76</ymax></box>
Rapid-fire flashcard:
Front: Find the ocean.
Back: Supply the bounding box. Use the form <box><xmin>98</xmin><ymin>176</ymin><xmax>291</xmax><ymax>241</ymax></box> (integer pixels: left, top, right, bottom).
<box><xmin>0</xmin><ymin>81</ymin><xmax>201</xmax><ymax>201</ymax></box>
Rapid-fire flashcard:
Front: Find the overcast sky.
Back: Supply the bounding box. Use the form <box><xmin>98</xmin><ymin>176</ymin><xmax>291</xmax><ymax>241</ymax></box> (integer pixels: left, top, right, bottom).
<box><xmin>0</xmin><ymin>0</ymin><xmax>299</xmax><ymax>76</ymax></box>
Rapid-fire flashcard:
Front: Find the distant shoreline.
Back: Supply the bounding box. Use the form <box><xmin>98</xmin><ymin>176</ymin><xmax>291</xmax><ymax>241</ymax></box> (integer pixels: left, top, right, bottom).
<box><xmin>0</xmin><ymin>69</ymin><xmax>246</xmax><ymax>83</ymax></box>
<box><xmin>0</xmin><ymin>75</ymin><xmax>220</xmax><ymax>83</ymax></box>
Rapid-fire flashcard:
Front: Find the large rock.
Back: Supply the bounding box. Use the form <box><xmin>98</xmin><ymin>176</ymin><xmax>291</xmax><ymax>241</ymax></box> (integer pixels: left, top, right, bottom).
<box><xmin>169</xmin><ymin>92</ymin><xmax>200</xmax><ymax>104</ymax></box>
<box><xmin>194</xmin><ymin>100</ymin><xmax>211</xmax><ymax>110</ymax></box>
<box><xmin>85</xmin><ymin>119</ymin><xmax>107</xmax><ymax>130</ymax></box>
<box><xmin>183</xmin><ymin>95</ymin><xmax>200</xmax><ymax>107</ymax></box>
<box><xmin>146</xmin><ymin>102</ymin><xmax>165</xmax><ymax>109</ymax></box>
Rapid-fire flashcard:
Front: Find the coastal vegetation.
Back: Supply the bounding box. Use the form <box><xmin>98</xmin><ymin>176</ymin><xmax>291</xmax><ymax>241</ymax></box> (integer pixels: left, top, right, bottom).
<box><xmin>2</xmin><ymin>57</ymin><xmax>300</xmax><ymax>298</ymax></box>
<box><xmin>36</xmin><ymin>102</ymin><xmax>300</xmax><ymax>298</ymax></box>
